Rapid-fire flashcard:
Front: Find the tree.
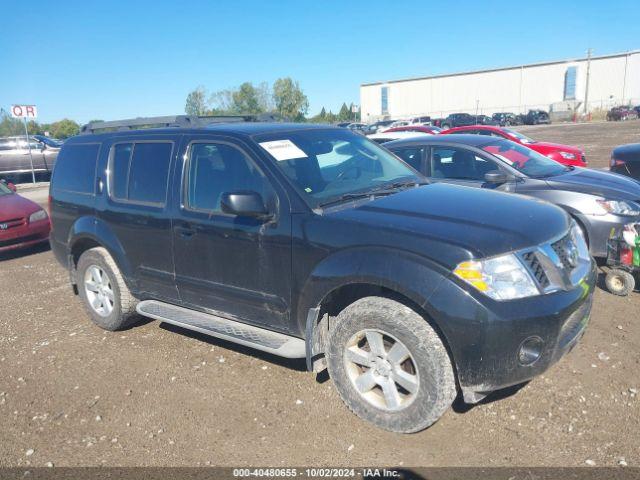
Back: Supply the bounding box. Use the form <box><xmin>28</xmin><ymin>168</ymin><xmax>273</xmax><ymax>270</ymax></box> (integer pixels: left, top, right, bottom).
<box><xmin>231</xmin><ymin>82</ymin><xmax>265</xmax><ymax>114</ymax></box>
<box><xmin>0</xmin><ymin>112</ymin><xmax>24</xmax><ymax>136</ymax></box>
<box><xmin>338</xmin><ymin>102</ymin><xmax>351</xmax><ymax>122</ymax></box>
<box><xmin>208</xmin><ymin>82</ymin><xmax>271</xmax><ymax>115</ymax></box>
<box><xmin>185</xmin><ymin>86</ymin><xmax>208</xmax><ymax>115</ymax></box>
<box><xmin>309</xmin><ymin>107</ymin><xmax>329</xmax><ymax>124</ymax></box>
<box><xmin>272</xmin><ymin>77</ymin><xmax>309</xmax><ymax>121</ymax></box>
<box><xmin>48</xmin><ymin>119</ymin><xmax>80</xmax><ymax>139</ymax></box>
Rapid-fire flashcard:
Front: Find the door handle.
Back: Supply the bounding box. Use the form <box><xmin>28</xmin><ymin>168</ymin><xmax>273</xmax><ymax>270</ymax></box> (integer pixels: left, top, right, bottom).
<box><xmin>175</xmin><ymin>225</ymin><xmax>196</xmax><ymax>238</ymax></box>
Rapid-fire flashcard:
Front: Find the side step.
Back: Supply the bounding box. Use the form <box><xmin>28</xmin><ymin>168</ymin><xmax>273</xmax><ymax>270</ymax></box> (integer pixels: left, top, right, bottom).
<box><xmin>136</xmin><ymin>300</ymin><xmax>306</xmax><ymax>358</ymax></box>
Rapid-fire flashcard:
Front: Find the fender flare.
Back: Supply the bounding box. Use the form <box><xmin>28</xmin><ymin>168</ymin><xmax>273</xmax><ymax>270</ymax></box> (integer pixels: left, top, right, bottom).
<box><xmin>67</xmin><ymin>216</ymin><xmax>134</xmax><ymax>288</ymax></box>
<box><xmin>297</xmin><ymin>247</ymin><xmax>451</xmax><ymax>369</ymax></box>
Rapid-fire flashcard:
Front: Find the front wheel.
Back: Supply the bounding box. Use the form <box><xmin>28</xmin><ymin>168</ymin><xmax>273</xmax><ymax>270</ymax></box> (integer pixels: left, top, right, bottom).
<box><xmin>605</xmin><ymin>269</ymin><xmax>635</xmax><ymax>296</ymax></box>
<box><xmin>326</xmin><ymin>297</ymin><xmax>457</xmax><ymax>433</ymax></box>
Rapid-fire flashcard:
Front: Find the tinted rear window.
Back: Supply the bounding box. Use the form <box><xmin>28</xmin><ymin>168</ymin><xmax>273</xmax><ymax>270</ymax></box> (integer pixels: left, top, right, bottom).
<box><xmin>108</xmin><ymin>142</ymin><xmax>172</xmax><ymax>205</ymax></box>
<box><xmin>53</xmin><ymin>144</ymin><xmax>99</xmax><ymax>194</ymax></box>
<box><xmin>128</xmin><ymin>143</ymin><xmax>172</xmax><ymax>204</ymax></box>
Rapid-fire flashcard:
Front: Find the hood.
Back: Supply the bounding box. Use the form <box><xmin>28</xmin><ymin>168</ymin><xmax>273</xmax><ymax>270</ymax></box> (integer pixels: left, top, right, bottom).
<box><xmin>328</xmin><ymin>183</ymin><xmax>570</xmax><ymax>259</ymax></box>
<box><xmin>531</xmin><ymin>141</ymin><xmax>582</xmax><ymax>153</ymax></box>
<box><xmin>545</xmin><ymin>168</ymin><xmax>640</xmax><ymax>200</ymax></box>
<box><xmin>0</xmin><ymin>193</ymin><xmax>42</xmax><ymax>221</ymax></box>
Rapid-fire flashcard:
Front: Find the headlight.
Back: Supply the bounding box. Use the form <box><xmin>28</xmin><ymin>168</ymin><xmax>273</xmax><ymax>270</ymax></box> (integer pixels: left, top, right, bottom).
<box><xmin>453</xmin><ymin>254</ymin><xmax>539</xmax><ymax>301</ymax></box>
<box><xmin>559</xmin><ymin>151</ymin><xmax>576</xmax><ymax>160</ymax></box>
<box><xmin>29</xmin><ymin>209</ymin><xmax>48</xmax><ymax>223</ymax></box>
<box><xmin>595</xmin><ymin>199</ymin><xmax>640</xmax><ymax>216</ymax></box>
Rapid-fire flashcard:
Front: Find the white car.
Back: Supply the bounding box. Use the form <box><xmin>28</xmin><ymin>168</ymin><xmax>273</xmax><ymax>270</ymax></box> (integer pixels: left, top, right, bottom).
<box><xmin>366</xmin><ymin>130</ymin><xmax>431</xmax><ymax>144</ymax></box>
<box><xmin>389</xmin><ymin>120</ymin><xmax>411</xmax><ymax>128</ymax></box>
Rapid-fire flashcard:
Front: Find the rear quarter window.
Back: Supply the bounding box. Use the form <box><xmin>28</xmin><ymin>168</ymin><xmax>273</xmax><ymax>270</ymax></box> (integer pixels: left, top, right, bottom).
<box><xmin>52</xmin><ymin>143</ymin><xmax>100</xmax><ymax>194</ymax></box>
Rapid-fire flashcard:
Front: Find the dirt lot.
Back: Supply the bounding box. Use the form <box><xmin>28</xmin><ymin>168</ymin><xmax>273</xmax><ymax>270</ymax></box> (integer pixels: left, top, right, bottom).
<box><xmin>1</xmin><ymin>121</ymin><xmax>639</xmax><ymax>469</ymax></box>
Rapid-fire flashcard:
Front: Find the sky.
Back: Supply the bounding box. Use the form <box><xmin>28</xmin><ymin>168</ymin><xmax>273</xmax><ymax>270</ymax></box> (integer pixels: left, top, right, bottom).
<box><xmin>1</xmin><ymin>0</ymin><xmax>639</xmax><ymax>124</ymax></box>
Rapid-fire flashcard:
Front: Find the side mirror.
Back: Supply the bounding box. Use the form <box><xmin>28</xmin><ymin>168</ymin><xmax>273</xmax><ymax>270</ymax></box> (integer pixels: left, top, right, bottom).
<box><xmin>484</xmin><ymin>170</ymin><xmax>508</xmax><ymax>184</ymax></box>
<box><xmin>220</xmin><ymin>191</ymin><xmax>270</xmax><ymax>219</ymax></box>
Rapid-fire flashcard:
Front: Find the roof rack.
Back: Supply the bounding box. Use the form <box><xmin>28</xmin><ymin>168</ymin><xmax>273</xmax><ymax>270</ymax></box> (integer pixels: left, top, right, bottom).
<box><xmin>80</xmin><ymin>113</ymin><xmax>281</xmax><ymax>135</ymax></box>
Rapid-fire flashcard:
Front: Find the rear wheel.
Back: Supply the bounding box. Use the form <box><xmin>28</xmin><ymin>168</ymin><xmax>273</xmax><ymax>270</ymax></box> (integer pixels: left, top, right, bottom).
<box><xmin>326</xmin><ymin>296</ymin><xmax>456</xmax><ymax>433</ymax></box>
<box><xmin>605</xmin><ymin>269</ymin><xmax>635</xmax><ymax>296</ymax></box>
<box><xmin>77</xmin><ymin>247</ymin><xmax>138</xmax><ymax>330</ymax></box>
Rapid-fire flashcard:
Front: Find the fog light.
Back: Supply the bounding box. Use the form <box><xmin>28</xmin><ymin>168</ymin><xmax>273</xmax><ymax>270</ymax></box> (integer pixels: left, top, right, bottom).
<box><xmin>518</xmin><ymin>336</ymin><xmax>543</xmax><ymax>365</ymax></box>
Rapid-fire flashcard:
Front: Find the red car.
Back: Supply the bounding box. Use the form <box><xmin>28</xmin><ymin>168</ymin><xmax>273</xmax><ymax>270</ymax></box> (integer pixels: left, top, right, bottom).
<box><xmin>0</xmin><ymin>181</ymin><xmax>50</xmax><ymax>253</ymax></box>
<box><xmin>441</xmin><ymin>125</ymin><xmax>587</xmax><ymax>167</ymax></box>
<box><xmin>382</xmin><ymin>125</ymin><xmax>442</xmax><ymax>135</ymax></box>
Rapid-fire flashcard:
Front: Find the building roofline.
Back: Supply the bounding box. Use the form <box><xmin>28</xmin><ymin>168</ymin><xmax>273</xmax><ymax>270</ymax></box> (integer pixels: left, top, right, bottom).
<box><xmin>361</xmin><ymin>50</ymin><xmax>640</xmax><ymax>87</ymax></box>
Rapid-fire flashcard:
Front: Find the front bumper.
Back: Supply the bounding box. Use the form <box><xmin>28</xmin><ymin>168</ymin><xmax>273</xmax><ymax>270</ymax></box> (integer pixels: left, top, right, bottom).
<box><xmin>427</xmin><ymin>260</ymin><xmax>596</xmax><ymax>404</ymax></box>
<box><xmin>577</xmin><ymin>212</ymin><xmax>640</xmax><ymax>259</ymax></box>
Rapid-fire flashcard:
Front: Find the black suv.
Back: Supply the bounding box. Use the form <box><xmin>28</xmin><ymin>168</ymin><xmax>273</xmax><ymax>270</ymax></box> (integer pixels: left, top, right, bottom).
<box><xmin>491</xmin><ymin>112</ymin><xmax>520</xmax><ymax>126</ymax></box>
<box><xmin>50</xmin><ymin>116</ymin><xmax>595</xmax><ymax>433</ymax></box>
<box><xmin>523</xmin><ymin>110</ymin><xmax>551</xmax><ymax>125</ymax></box>
<box><xmin>441</xmin><ymin>113</ymin><xmax>476</xmax><ymax>129</ymax></box>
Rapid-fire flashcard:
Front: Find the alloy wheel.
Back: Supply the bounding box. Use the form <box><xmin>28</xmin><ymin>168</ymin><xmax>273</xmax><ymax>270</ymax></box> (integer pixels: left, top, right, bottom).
<box><xmin>343</xmin><ymin>329</ymin><xmax>419</xmax><ymax>411</ymax></box>
<box><xmin>84</xmin><ymin>265</ymin><xmax>115</xmax><ymax>317</ymax></box>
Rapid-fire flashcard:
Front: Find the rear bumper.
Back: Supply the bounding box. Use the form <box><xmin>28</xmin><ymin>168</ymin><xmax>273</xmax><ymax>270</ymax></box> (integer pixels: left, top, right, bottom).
<box><xmin>427</xmin><ymin>261</ymin><xmax>596</xmax><ymax>404</ymax></box>
<box><xmin>0</xmin><ymin>220</ymin><xmax>50</xmax><ymax>253</ymax></box>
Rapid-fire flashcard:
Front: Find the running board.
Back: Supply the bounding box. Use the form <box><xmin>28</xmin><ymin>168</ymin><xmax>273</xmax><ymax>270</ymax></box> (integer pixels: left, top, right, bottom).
<box><xmin>136</xmin><ymin>300</ymin><xmax>306</xmax><ymax>358</ymax></box>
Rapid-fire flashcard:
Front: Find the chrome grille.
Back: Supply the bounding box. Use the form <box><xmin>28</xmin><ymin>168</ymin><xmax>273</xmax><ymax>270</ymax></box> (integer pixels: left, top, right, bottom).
<box><xmin>551</xmin><ymin>233</ymin><xmax>578</xmax><ymax>272</ymax></box>
<box><xmin>518</xmin><ymin>224</ymin><xmax>591</xmax><ymax>294</ymax></box>
<box><xmin>522</xmin><ymin>252</ymin><xmax>550</xmax><ymax>289</ymax></box>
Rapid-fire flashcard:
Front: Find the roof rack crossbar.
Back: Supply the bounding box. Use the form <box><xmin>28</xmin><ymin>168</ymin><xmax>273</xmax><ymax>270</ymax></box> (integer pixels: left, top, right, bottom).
<box><xmin>80</xmin><ymin>113</ymin><xmax>280</xmax><ymax>135</ymax></box>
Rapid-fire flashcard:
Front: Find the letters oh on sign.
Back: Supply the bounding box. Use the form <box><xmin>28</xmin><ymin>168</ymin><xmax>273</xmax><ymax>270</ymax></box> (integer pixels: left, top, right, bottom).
<box><xmin>11</xmin><ymin>105</ymin><xmax>38</xmax><ymax>119</ymax></box>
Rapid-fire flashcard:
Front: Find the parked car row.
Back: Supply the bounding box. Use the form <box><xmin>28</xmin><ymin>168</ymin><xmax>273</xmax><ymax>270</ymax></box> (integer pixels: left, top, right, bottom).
<box><xmin>359</xmin><ymin>109</ymin><xmax>551</xmax><ymax>133</ymax></box>
<box><xmin>367</xmin><ymin>124</ymin><xmax>587</xmax><ymax>168</ymax></box>
<box><xmin>606</xmin><ymin>105</ymin><xmax>640</xmax><ymax>121</ymax></box>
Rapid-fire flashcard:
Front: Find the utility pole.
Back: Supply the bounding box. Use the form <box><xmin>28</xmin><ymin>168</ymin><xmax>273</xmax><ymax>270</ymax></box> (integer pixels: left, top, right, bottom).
<box><xmin>584</xmin><ymin>48</ymin><xmax>592</xmax><ymax>115</ymax></box>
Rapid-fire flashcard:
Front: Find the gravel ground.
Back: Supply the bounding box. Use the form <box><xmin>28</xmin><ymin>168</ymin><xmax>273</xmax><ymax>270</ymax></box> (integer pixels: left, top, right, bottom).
<box><xmin>0</xmin><ymin>121</ymin><xmax>639</xmax><ymax>468</ymax></box>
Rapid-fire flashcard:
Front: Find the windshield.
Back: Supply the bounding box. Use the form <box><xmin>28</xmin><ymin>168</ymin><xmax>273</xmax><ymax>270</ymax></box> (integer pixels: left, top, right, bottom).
<box><xmin>254</xmin><ymin>128</ymin><xmax>423</xmax><ymax>207</ymax></box>
<box><xmin>481</xmin><ymin>139</ymin><xmax>567</xmax><ymax>178</ymax></box>
<box><xmin>0</xmin><ymin>182</ymin><xmax>12</xmax><ymax>196</ymax></box>
<box><xmin>503</xmin><ymin>128</ymin><xmax>535</xmax><ymax>144</ymax></box>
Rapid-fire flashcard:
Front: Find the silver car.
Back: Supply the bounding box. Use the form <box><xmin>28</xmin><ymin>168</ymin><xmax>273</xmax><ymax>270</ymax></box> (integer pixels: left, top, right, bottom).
<box><xmin>0</xmin><ymin>135</ymin><xmax>60</xmax><ymax>180</ymax></box>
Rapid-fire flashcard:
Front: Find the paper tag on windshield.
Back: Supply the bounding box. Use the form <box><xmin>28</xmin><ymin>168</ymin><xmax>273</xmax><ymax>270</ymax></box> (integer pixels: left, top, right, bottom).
<box><xmin>259</xmin><ymin>140</ymin><xmax>307</xmax><ymax>161</ymax></box>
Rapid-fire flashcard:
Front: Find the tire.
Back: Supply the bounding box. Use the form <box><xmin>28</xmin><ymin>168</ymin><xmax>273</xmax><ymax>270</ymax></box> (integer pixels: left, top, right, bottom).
<box><xmin>605</xmin><ymin>269</ymin><xmax>635</xmax><ymax>296</ymax></box>
<box><xmin>76</xmin><ymin>247</ymin><xmax>138</xmax><ymax>331</ymax></box>
<box><xmin>442</xmin><ymin>124</ymin><xmax>451</xmax><ymax>130</ymax></box>
<box><xmin>326</xmin><ymin>296</ymin><xmax>457</xmax><ymax>433</ymax></box>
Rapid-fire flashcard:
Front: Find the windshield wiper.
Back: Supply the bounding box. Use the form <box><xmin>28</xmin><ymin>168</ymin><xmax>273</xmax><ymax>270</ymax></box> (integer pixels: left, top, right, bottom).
<box><xmin>318</xmin><ymin>189</ymin><xmax>396</xmax><ymax>207</ymax></box>
<box><xmin>317</xmin><ymin>179</ymin><xmax>427</xmax><ymax>208</ymax></box>
<box><xmin>384</xmin><ymin>179</ymin><xmax>429</xmax><ymax>190</ymax></box>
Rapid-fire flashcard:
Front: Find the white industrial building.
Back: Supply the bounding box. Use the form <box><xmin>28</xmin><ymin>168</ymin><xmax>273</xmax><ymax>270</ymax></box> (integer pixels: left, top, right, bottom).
<box><xmin>360</xmin><ymin>50</ymin><xmax>640</xmax><ymax>122</ymax></box>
